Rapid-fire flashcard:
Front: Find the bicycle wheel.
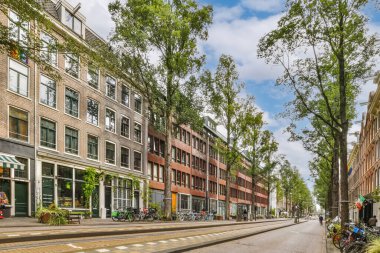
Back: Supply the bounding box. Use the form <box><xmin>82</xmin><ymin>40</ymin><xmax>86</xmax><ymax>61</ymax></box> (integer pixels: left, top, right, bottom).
<box><xmin>126</xmin><ymin>213</ymin><xmax>134</xmax><ymax>222</ymax></box>
<box><xmin>333</xmin><ymin>232</ymin><xmax>349</xmax><ymax>250</ymax></box>
<box><xmin>344</xmin><ymin>241</ymin><xmax>366</xmax><ymax>253</ymax></box>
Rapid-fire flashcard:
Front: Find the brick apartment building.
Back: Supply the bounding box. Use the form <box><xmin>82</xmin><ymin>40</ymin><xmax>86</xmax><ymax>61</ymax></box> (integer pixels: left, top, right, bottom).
<box><xmin>147</xmin><ymin>117</ymin><xmax>269</xmax><ymax>218</ymax></box>
<box><xmin>348</xmin><ymin>71</ymin><xmax>380</xmax><ymax>224</ymax></box>
<box><xmin>0</xmin><ymin>0</ymin><xmax>148</xmax><ymax>217</ymax></box>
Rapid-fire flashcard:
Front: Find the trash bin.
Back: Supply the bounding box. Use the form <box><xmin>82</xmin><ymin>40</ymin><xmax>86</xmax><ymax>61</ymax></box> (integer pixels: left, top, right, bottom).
<box><xmin>2</xmin><ymin>205</ymin><xmax>12</xmax><ymax>218</ymax></box>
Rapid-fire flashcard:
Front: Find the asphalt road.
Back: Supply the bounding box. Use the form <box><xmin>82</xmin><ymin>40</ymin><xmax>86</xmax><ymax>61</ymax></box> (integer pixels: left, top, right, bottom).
<box><xmin>0</xmin><ymin>220</ymin><xmax>296</xmax><ymax>253</ymax></box>
<box><xmin>187</xmin><ymin>219</ymin><xmax>325</xmax><ymax>253</ymax></box>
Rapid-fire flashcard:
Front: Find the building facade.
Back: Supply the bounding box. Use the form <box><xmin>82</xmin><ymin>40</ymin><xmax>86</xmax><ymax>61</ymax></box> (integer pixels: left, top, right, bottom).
<box><xmin>147</xmin><ymin>116</ymin><xmax>269</xmax><ymax>218</ymax></box>
<box><xmin>0</xmin><ymin>0</ymin><xmax>148</xmax><ymax>217</ymax></box>
<box><xmin>348</xmin><ymin>72</ymin><xmax>380</xmax><ymax>224</ymax></box>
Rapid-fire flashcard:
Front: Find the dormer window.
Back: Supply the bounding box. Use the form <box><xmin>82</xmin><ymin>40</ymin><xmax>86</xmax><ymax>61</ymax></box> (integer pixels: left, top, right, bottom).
<box><xmin>63</xmin><ymin>9</ymin><xmax>82</xmax><ymax>36</ymax></box>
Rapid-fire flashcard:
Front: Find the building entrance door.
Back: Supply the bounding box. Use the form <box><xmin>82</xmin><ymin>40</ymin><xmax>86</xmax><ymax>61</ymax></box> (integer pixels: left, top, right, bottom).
<box><xmin>105</xmin><ymin>186</ymin><xmax>112</xmax><ymax>218</ymax></box>
<box><xmin>15</xmin><ymin>181</ymin><xmax>28</xmax><ymax>216</ymax></box>
<box><xmin>92</xmin><ymin>186</ymin><xmax>99</xmax><ymax>218</ymax></box>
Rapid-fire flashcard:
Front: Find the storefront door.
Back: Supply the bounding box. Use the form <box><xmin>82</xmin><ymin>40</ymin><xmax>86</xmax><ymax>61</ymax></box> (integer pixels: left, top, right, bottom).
<box><xmin>15</xmin><ymin>181</ymin><xmax>28</xmax><ymax>216</ymax></box>
<box><xmin>105</xmin><ymin>186</ymin><xmax>112</xmax><ymax>218</ymax></box>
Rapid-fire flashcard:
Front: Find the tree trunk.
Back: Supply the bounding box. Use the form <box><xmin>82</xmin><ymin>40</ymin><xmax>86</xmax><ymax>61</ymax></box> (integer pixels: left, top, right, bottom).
<box><xmin>225</xmin><ymin>169</ymin><xmax>231</xmax><ymax>220</ymax></box>
<box><xmin>267</xmin><ymin>179</ymin><xmax>270</xmax><ymax>217</ymax></box>
<box><xmin>285</xmin><ymin>195</ymin><xmax>288</xmax><ymax>213</ymax></box>
<box><xmin>164</xmin><ymin>113</ymin><xmax>173</xmax><ymax>220</ymax></box>
<box><xmin>331</xmin><ymin>139</ymin><xmax>339</xmax><ymax>218</ymax></box>
<box><xmin>251</xmin><ymin>176</ymin><xmax>256</xmax><ymax>221</ymax></box>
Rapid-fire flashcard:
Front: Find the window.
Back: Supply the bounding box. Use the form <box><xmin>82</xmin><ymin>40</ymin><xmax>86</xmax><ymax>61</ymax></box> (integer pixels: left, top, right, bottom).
<box><xmin>9</xmin><ymin>107</ymin><xmax>28</xmax><ymax>142</ymax></box>
<box><xmin>9</xmin><ymin>10</ymin><xmax>28</xmax><ymax>45</ymax></box>
<box><xmin>87</xmin><ymin>65</ymin><xmax>99</xmax><ymax>89</ymax></box>
<box><xmin>40</xmin><ymin>118</ymin><xmax>56</xmax><ymax>149</ymax></box>
<box><xmin>134</xmin><ymin>93</ymin><xmax>142</xmax><ymax>114</ymax></box>
<box><xmin>160</xmin><ymin>140</ymin><xmax>165</xmax><ymax>157</ymax></box>
<box><xmin>87</xmin><ymin>135</ymin><xmax>98</xmax><ymax>160</ymax></box>
<box><xmin>121</xmin><ymin>117</ymin><xmax>130</xmax><ymax>138</ymax></box>
<box><xmin>172</xmin><ymin>147</ymin><xmax>176</xmax><ymax>161</ymax></box>
<box><xmin>134</xmin><ymin>151</ymin><xmax>142</xmax><ymax>171</ymax></box>
<box><xmin>121</xmin><ymin>147</ymin><xmax>129</xmax><ymax>168</ymax></box>
<box><xmin>159</xmin><ymin>165</ymin><xmax>164</xmax><ymax>183</ymax></box>
<box><xmin>87</xmin><ymin>99</ymin><xmax>99</xmax><ymax>125</ymax></box>
<box><xmin>75</xmin><ymin>170</ymin><xmax>85</xmax><ymax>208</ymax></box>
<box><xmin>105</xmin><ymin>108</ymin><xmax>116</xmax><ymax>133</ymax></box>
<box><xmin>65</xmin><ymin>88</ymin><xmax>79</xmax><ymax>117</ymax></box>
<box><xmin>42</xmin><ymin>162</ymin><xmax>54</xmax><ymax>207</ymax></box>
<box><xmin>121</xmin><ymin>85</ymin><xmax>129</xmax><ymax>106</ymax></box>
<box><xmin>134</xmin><ymin>122</ymin><xmax>142</xmax><ymax>143</ymax></box>
<box><xmin>57</xmin><ymin>165</ymin><xmax>73</xmax><ymax>208</ymax></box>
<box><xmin>65</xmin><ymin>54</ymin><xmax>79</xmax><ymax>78</ymax></box>
<box><xmin>40</xmin><ymin>75</ymin><xmax>56</xmax><ymax>108</ymax></box>
<box><xmin>105</xmin><ymin>141</ymin><xmax>115</xmax><ymax>164</ymax></box>
<box><xmin>40</xmin><ymin>32</ymin><xmax>57</xmax><ymax>66</ymax></box>
<box><xmin>106</xmin><ymin>76</ymin><xmax>116</xmax><ymax>99</ymax></box>
<box><xmin>9</xmin><ymin>59</ymin><xmax>28</xmax><ymax>96</ymax></box>
<box><xmin>153</xmin><ymin>164</ymin><xmax>158</xmax><ymax>181</ymax></box>
<box><xmin>65</xmin><ymin>127</ymin><xmax>78</xmax><ymax>155</ymax></box>
<box><xmin>14</xmin><ymin>157</ymin><xmax>28</xmax><ymax>179</ymax></box>
<box><xmin>63</xmin><ymin>9</ymin><xmax>82</xmax><ymax>35</ymax></box>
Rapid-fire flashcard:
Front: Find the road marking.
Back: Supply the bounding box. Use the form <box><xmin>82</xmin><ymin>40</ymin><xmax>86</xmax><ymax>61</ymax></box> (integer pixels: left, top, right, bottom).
<box><xmin>7</xmin><ymin>234</ymin><xmax>20</xmax><ymax>237</ymax></box>
<box><xmin>179</xmin><ymin>238</ymin><xmax>187</xmax><ymax>241</ymax></box>
<box><xmin>146</xmin><ymin>242</ymin><xmax>157</xmax><ymax>245</ymax></box>
<box><xmin>30</xmin><ymin>233</ymin><xmax>42</xmax><ymax>235</ymax></box>
<box><xmin>115</xmin><ymin>246</ymin><xmax>128</xmax><ymax>250</ymax></box>
<box><xmin>169</xmin><ymin>239</ymin><xmax>178</xmax><ymax>242</ymax></box>
<box><xmin>67</xmin><ymin>243</ymin><xmax>83</xmax><ymax>249</ymax></box>
<box><xmin>96</xmin><ymin>249</ymin><xmax>110</xmax><ymax>252</ymax></box>
<box><xmin>159</xmin><ymin>240</ymin><xmax>168</xmax><ymax>243</ymax></box>
<box><xmin>132</xmin><ymin>244</ymin><xmax>144</xmax><ymax>247</ymax></box>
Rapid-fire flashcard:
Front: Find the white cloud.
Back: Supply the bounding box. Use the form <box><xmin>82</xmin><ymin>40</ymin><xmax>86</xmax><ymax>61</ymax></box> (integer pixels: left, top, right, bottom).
<box><xmin>241</xmin><ymin>0</ymin><xmax>284</xmax><ymax>13</ymax></box>
<box><xmin>202</xmin><ymin>12</ymin><xmax>283</xmax><ymax>82</ymax></box>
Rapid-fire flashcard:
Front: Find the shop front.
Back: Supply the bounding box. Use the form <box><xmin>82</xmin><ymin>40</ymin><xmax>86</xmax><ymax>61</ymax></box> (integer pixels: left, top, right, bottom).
<box><xmin>0</xmin><ymin>153</ymin><xmax>29</xmax><ymax>217</ymax></box>
<box><xmin>192</xmin><ymin>196</ymin><xmax>205</xmax><ymax>212</ymax></box>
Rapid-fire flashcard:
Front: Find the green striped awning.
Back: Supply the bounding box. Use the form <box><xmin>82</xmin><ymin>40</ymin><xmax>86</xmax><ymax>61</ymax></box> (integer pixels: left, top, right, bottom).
<box><xmin>0</xmin><ymin>154</ymin><xmax>24</xmax><ymax>170</ymax></box>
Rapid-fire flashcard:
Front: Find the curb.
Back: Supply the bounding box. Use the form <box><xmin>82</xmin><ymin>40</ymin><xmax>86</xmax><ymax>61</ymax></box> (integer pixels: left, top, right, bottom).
<box><xmin>0</xmin><ymin>219</ymin><xmax>290</xmax><ymax>244</ymax></box>
<box><xmin>158</xmin><ymin>221</ymin><xmax>307</xmax><ymax>253</ymax></box>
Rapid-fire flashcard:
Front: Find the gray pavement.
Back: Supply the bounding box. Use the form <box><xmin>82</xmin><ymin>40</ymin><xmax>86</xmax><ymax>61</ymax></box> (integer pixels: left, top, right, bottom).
<box><xmin>187</xmin><ymin>220</ymin><xmax>326</xmax><ymax>253</ymax></box>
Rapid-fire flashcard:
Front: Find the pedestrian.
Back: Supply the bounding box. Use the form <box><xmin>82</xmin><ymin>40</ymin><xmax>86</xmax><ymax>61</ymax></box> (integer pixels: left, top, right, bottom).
<box><xmin>319</xmin><ymin>215</ymin><xmax>323</xmax><ymax>225</ymax></box>
<box><xmin>243</xmin><ymin>209</ymin><xmax>248</xmax><ymax>221</ymax></box>
<box><xmin>368</xmin><ymin>215</ymin><xmax>377</xmax><ymax>227</ymax></box>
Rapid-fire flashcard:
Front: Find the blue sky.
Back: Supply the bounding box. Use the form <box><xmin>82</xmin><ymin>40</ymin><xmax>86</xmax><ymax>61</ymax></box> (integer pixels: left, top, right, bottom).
<box><xmin>67</xmin><ymin>0</ymin><xmax>380</xmax><ymax>188</ymax></box>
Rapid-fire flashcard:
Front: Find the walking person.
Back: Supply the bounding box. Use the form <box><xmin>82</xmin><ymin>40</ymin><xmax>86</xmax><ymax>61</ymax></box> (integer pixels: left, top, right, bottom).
<box><xmin>319</xmin><ymin>215</ymin><xmax>323</xmax><ymax>225</ymax></box>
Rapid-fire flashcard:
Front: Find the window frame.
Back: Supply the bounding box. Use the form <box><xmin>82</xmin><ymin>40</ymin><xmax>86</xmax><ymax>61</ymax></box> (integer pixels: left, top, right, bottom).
<box><xmin>40</xmin><ymin>117</ymin><xmax>57</xmax><ymax>150</ymax></box>
<box><xmin>134</xmin><ymin>92</ymin><xmax>142</xmax><ymax>114</ymax></box>
<box><xmin>87</xmin><ymin>134</ymin><xmax>99</xmax><ymax>161</ymax></box>
<box><xmin>133</xmin><ymin>150</ymin><xmax>142</xmax><ymax>172</ymax></box>
<box><xmin>40</xmin><ymin>74</ymin><xmax>56</xmax><ymax>108</ymax></box>
<box><xmin>64</xmin><ymin>53</ymin><xmax>80</xmax><ymax>78</ymax></box>
<box><xmin>105</xmin><ymin>75</ymin><xmax>116</xmax><ymax>100</ymax></box>
<box><xmin>64</xmin><ymin>126</ymin><xmax>79</xmax><ymax>155</ymax></box>
<box><xmin>105</xmin><ymin>107</ymin><xmax>116</xmax><ymax>133</ymax></box>
<box><xmin>86</xmin><ymin>98</ymin><xmax>99</xmax><ymax>126</ymax></box>
<box><xmin>63</xmin><ymin>8</ymin><xmax>82</xmax><ymax>36</ymax></box>
<box><xmin>134</xmin><ymin>121</ymin><xmax>142</xmax><ymax>144</ymax></box>
<box><xmin>65</xmin><ymin>87</ymin><xmax>79</xmax><ymax>118</ymax></box>
<box><xmin>8</xmin><ymin>10</ymin><xmax>29</xmax><ymax>45</ymax></box>
<box><xmin>40</xmin><ymin>31</ymin><xmax>58</xmax><ymax>67</ymax></box>
<box><xmin>121</xmin><ymin>84</ymin><xmax>130</xmax><ymax>107</ymax></box>
<box><xmin>105</xmin><ymin>141</ymin><xmax>116</xmax><ymax>165</ymax></box>
<box><xmin>8</xmin><ymin>58</ymin><xmax>29</xmax><ymax>97</ymax></box>
<box><xmin>8</xmin><ymin>106</ymin><xmax>29</xmax><ymax>142</ymax></box>
<box><xmin>120</xmin><ymin>116</ymin><xmax>130</xmax><ymax>139</ymax></box>
<box><xmin>121</xmin><ymin>146</ymin><xmax>130</xmax><ymax>169</ymax></box>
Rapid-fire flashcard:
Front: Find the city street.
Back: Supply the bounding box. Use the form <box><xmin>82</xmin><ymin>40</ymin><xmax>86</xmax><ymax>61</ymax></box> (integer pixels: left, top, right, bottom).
<box><xmin>0</xmin><ymin>220</ymin><xmax>326</xmax><ymax>252</ymax></box>
<box><xmin>188</xmin><ymin>220</ymin><xmax>325</xmax><ymax>253</ymax></box>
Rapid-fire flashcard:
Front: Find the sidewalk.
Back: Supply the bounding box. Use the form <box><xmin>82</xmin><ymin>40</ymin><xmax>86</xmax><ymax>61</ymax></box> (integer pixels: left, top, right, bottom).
<box><xmin>324</xmin><ymin>224</ymin><xmax>340</xmax><ymax>253</ymax></box>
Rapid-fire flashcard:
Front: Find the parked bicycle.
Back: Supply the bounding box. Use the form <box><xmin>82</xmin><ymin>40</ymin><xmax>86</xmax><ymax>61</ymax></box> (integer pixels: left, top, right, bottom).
<box><xmin>111</xmin><ymin>208</ymin><xmax>134</xmax><ymax>222</ymax></box>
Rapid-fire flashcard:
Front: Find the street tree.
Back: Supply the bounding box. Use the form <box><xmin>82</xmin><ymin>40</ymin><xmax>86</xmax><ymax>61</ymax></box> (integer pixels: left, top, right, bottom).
<box><xmin>206</xmin><ymin>54</ymin><xmax>255</xmax><ymax>219</ymax></box>
<box><xmin>258</xmin><ymin>0</ymin><xmax>378</xmax><ymax>224</ymax></box>
<box><xmin>109</xmin><ymin>0</ymin><xmax>213</xmax><ymax>219</ymax></box>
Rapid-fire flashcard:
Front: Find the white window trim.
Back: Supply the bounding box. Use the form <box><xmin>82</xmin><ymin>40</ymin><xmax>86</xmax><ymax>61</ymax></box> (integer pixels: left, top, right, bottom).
<box><xmin>8</xmin><ymin>10</ymin><xmax>29</xmax><ymax>42</ymax></box>
<box><xmin>133</xmin><ymin>92</ymin><xmax>143</xmax><ymax>115</ymax></box>
<box><xmin>40</xmin><ymin>74</ymin><xmax>57</xmax><ymax>109</ymax></box>
<box><xmin>134</xmin><ymin>121</ymin><xmax>143</xmax><ymax>144</ymax></box>
<box><xmin>86</xmin><ymin>97</ymin><xmax>100</xmax><ymax>127</ymax></box>
<box><xmin>64</xmin><ymin>53</ymin><xmax>80</xmax><ymax>80</ymax></box>
<box><xmin>87</xmin><ymin>134</ymin><xmax>99</xmax><ymax>161</ymax></box>
<box><xmin>64</xmin><ymin>86</ymin><xmax>80</xmax><ymax>119</ymax></box>
<box><xmin>7</xmin><ymin>105</ymin><xmax>29</xmax><ymax>143</ymax></box>
<box><xmin>133</xmin><ymin>150</ymin><xmax>143</xmax><ymax>172</ymax></box>
<box><xmin>40</xmin><ymin>31</ymin><xmax>58</xmax><ymax>68</ymax></box>
<box><xmin>64</xmin><ymin>125</ymin><xmax>80</xmax><ymax>156</ymax></box>
<box><xmin>105</xmin><ymin>74</ymin><xmax>117</xmax><ymax>101</ymax></box>
<box><xmin>105</xmin><ymin>107</ymin><xmax>117</xmax><ymax>134</ymax></box>
<box><xmin>8</xmin><ymin>57</ymin><xmax>30</xmax><ymax>98</ymax></box>
<box><xmin>39</xmin><ymin>116</ymin><xmax>57</xmax><ymax>151</ymax></box>
<box><xmin>87</xmin><ymin>65</ymin><xmax>100</xmax><ymax>90</ymax></box>
<box><xmin>105</xmin><ymin>140</ymin><xmax>116</xmax><ymax>166</ymax></box>
<box><xmin>120</xmin><ymin>146</ymin><xmax>130</xmax><ymax>169</ymax></box>
<box><xmin>120</xmin><ymin>115</ymin><xmax>131</xmax><ymax>140</ymax></box>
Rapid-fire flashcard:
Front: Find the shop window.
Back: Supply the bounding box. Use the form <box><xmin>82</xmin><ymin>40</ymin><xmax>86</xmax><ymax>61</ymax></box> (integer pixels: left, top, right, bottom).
<box><xmin>9</xmin><ymin>106</ymin><xmax>28</xmax><ymax>142</ymax></box>
<box><xmin>87</xmin><ymin>64</ymin><xmax>99</xmax><ymax>89</ymax></box>
<box><xmin>0</xmin><ymin>179</ymin><xmax>11</xmax><ymax>204</ymax></box>
<box><xmin>180</xmin><ymin>194</ymin><xmax>190</xmax><ymax>210</ymax></box>
<box><xmin>14</xmin><ymin>157</ymin><xmax>28</xmax><ymax>179</ymax></box>
<box><xmin>57</xmin><ymin>165</ymin><xmax>73</xmax><ymax>208</ymax></box>
<box><xmin>75</xmin><ymin>169</ymin><xmax>85</xmax><ymax>208</ymax></box>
